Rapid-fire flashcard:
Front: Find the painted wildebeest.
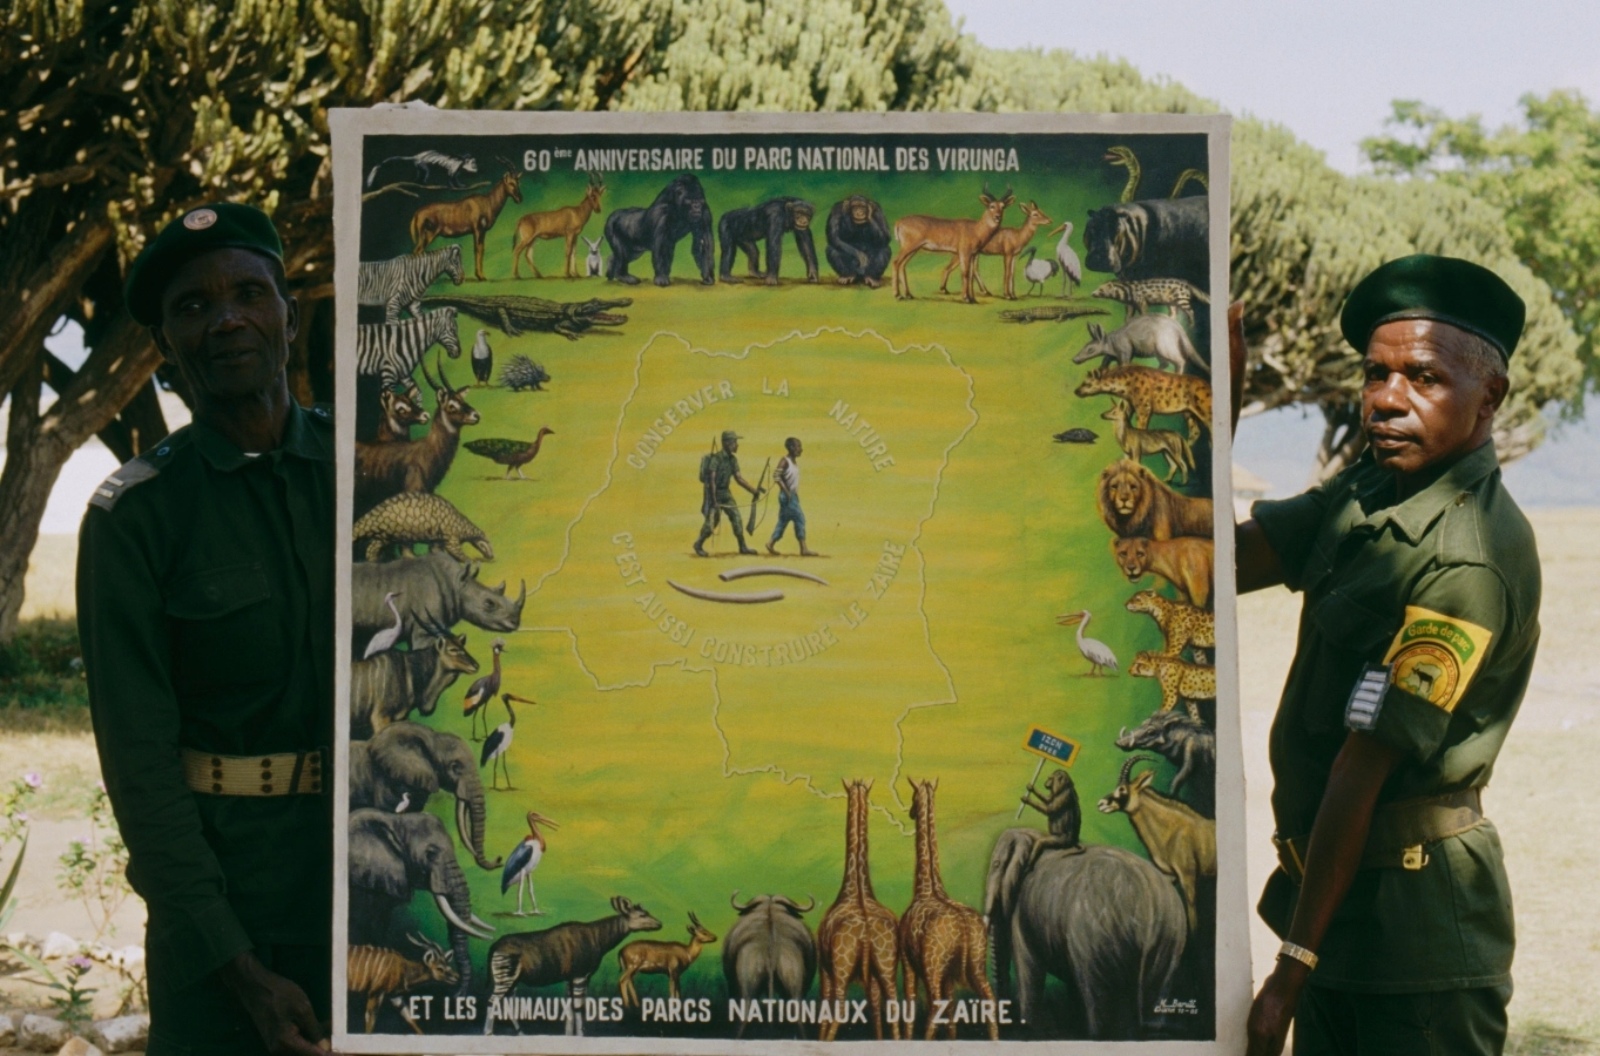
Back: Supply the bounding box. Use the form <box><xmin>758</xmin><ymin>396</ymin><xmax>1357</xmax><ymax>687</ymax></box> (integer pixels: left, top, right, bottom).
<box><xmin>351</xmin><ymin>551</ymin><xmax>525</xmax><ymax>655</ymax></box>
<box><xmin>1082</xmin><ymin>196</ymin><xmax>1209</xmax><ymax>288</ymax></box>
<box><xmin>484</xmin><ymin>896</ymin><xmax>662</xmax><ymax>1036</ymax></box>
<box><xmin>722</xmin><ymin>892</ymin><xmax>817</xmax><ymax>1038</ymax></box>
<box><xmin>985</xmin><ymin>831</ymin><xmax>1186</xmax><ymax>1039</ymax></box>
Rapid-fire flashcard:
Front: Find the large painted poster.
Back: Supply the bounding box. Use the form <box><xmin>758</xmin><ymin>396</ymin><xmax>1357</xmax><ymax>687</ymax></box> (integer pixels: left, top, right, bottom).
<box><xmin>330</xmin><ymin>112</ymin><xmax>1243</xmax><ymax>1053</ymax></box>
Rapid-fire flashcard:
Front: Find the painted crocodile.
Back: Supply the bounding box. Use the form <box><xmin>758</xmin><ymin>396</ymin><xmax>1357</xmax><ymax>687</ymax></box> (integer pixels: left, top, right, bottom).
<box><xmin>353</xmin><ymin>492</ymin><xmax>494</xmax><ymax>563</ymax></box>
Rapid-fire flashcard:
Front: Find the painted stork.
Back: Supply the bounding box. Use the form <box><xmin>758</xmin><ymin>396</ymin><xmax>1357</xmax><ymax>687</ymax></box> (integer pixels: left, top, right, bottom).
<box><xmin>481</xmin><ymin>692</ymin><xmax>533</xmax><ymax>791</ymax></box>
<box><xmin>462</xmin><ymin>638</ymin><xmax>505</xmax><ymax>740</ymax></box>
<box><xmin>1057</xmin><ymin>609</ymin><xmax>1119</xmax><ymax>676</ymax></box>
<box><xmin>501</xmin><ymin>810</ymin><xmax>559</xmax><ymax>916</ymax></box>
<box><xmin>1051</xmin><ymin>222</ymin><xmax>1082</xmax><ymax>298</ymax></box>
<box><xmin>1021</xmin><ymin>246</ymin><xmax>1058</xmax><ymax>297</ymax></box>
<box><xmin>362</xmin><ymin>591</ymin><xmax>404</xmax><ymax>659</ymax></box>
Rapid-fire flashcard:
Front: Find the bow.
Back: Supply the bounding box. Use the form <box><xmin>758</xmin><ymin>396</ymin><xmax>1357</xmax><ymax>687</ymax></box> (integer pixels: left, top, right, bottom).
<box><xmin>746</xmin><ymin>457</ymin><xmax>772</xmax><ymax>534</ymax></box>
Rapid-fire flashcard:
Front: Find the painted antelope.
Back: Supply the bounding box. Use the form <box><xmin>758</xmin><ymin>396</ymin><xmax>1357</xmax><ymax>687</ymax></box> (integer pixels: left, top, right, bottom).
<box><xmin>347</xmin><ymin>934</ymin><xmax>460</xmax><ymax>1033</ymax></box>
<box><xmin>938</xmin><ymin>198</ymin><xmax>1052</xmax><ymax>300</ymax></box>
<box><xmin>410</xmin><ymin>162</ymin><xmax>525</xmax><ymax>281</ymax></box>
<box><xmin>892</xmin><ymin>188</ymin><xmax>1013</xmax><ymax>304</ymax></box>
<box><xmin>616</xmin><ymin>911</ymin><xmax>718</xmax><ymax>1005</ymax></box>
<box><xmin>512</xmin><ymin>171</ymin><xmax>606</xmax><ymax>279</ymax></box>
<box><xmin>373</xmin><ymin>388</ymin><xmax>430</xmax><ymax>444</ymax></box>
<box><xmin>1096</xmin><ymin>755</ymin><xmax>1216</xmax><ymax>931</ymax></box>
<box><xmin>354</xmin><ymin>353</ymin><xmax>479</xmax><ymax>518</ymax></box>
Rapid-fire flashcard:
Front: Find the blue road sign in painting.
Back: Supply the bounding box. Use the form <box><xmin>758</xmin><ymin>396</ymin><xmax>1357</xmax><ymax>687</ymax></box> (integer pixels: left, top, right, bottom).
<box><xmin>1023</xmin><ymin>725</ymin><xmax>1080</xmax><ymax>767</ymax></box>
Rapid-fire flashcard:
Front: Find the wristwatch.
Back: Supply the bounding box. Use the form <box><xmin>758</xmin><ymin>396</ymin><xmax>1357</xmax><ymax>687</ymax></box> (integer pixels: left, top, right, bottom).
<box><xmin>1278</xmin><ymin>941</ymin><xmax>1318</xmax><ymax>971</ymax></box>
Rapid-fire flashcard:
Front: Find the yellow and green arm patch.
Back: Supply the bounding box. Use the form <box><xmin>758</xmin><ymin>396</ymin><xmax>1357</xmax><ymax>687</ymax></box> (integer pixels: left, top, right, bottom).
<box><xmin>1382</xmin><ymin>606</ymin><xmax>1494</xmax><ymax>713</ymax></box>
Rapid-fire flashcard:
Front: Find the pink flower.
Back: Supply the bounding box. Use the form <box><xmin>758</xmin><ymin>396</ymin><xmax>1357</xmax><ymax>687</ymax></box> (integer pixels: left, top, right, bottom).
<box><xmin>13</xmin><ymin>812</ymin><xmax>28</xmax><ymax>824</ymax></box>
<box><xmin>69</xmin><ymin>955</ymin><xmax>93</xmax><ymax>971</ymax></box>
<box><xmin>23</xmin><ymin>772</ymin><xmax>41</xmax><ymax>789</ymax></box>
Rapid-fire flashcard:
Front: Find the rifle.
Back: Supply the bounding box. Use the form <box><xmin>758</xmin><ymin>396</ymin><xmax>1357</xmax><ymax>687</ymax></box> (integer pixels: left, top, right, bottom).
<box><xmin>700</xmin><ymin>436</ymin><xmax>719</xmax><ymax>523</ymax></box>
<box><xmin>746</xmin><ymin>457</ymin><xmax>771</xmax><ymax>534</ymax></box>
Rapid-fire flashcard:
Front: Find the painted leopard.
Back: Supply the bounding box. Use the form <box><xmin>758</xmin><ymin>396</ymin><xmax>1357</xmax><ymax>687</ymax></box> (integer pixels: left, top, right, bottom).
<box><xmin>1128</xmin><ymin>650</ymin><xmax>1214</xmax><ymax>720</ymax></box>
<box><xmin>1126</xmin><ymin>589</ymin><xmax>1214</xmax><ymax>664</ymax></box>
<box><xmin>1075</xmin><ymin>364</ymin><xmax>1211</xmax><ymax>437</ymax></box>
<box><xmin>1092</xmin><ymin>278</ymin><xmax>1210</xmax><ymax>326</ymax></box>
<box><xmin>353</xmin><ymin>492</ymin><xmax>494</xmax><ymax>563</ymax></box>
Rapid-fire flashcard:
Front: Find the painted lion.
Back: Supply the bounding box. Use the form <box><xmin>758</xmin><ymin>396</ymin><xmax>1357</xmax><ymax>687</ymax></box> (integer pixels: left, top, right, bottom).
<box><xmin>1097</xmin><ymin>459</ymin><xmax>1213</xmax><ymax>540</ymax></box>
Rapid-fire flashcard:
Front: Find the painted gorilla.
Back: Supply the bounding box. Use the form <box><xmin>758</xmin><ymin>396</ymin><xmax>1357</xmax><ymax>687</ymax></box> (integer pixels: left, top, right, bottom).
<box><xmin>717</xmin><ymin>197</ymin><xmax>820</xmax><ymax>285</ymax></box>
<box><xmin>825</xmin><ymin>195</ymin><xmax>891</xmax><ymax>287</ymax></box>
<box><xmin>604</xmin><ymin>172</ymin><xmax>715</xmax><ymax>286</ymax></box>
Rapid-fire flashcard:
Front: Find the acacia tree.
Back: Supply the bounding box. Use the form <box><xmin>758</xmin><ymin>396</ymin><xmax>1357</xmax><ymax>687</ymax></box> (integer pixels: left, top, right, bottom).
<box><xmin>0</xmin><ymin>0</ymin><xmax>1586</xmax><ymax>641</ymax></box>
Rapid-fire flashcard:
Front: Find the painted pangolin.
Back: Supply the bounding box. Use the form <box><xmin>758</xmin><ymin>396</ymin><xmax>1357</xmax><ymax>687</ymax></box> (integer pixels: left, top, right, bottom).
<box><xmin>354</xmin><ymin>492</ymin><xmax>494</xmax><ymax>563</ymax></box>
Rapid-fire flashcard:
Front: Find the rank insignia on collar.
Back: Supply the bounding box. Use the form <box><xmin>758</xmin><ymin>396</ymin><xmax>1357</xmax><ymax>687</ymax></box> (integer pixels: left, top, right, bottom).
<box><xmin>1345</xmin><ymin>664</ymin><xmax>1390</xmax><ymax>732</ymax></box>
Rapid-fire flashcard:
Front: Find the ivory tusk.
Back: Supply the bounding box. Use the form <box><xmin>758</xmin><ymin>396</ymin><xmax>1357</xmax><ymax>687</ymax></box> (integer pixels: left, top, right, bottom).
<box><xmin>667</xmin><ymin>580</ymin><xmax>783</xmax><ymax>604</ymax></box>
<box><xmin>470</xmin><ymin>913</ymin><xmax>494</xmax><ymax>931</ymax></box>
<box><xmin>719</xmin><ymin>566</ymin><xmax>830</xmax><ymax>586</ymax></box>
<box><xmin>436</xmin><ymin>893</ymin><xmax>495</xmax><ymax>939</ymax></box>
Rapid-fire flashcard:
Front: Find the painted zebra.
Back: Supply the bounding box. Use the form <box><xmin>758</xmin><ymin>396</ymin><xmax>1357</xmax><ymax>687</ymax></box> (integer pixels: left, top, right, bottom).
<box><xmin>347</xmin><ymin>936</ymin><xmax>458</xmax><ymax>1032</ymax></box>
<box><xmin>358</xmin><ymin>245</ymin><xmax>465</xmax><ymax>323</ymax></box>
<box><xmin>356</xmin><ymin>308</ymin><xmax>462</xmax><ymax>398</ymax></box>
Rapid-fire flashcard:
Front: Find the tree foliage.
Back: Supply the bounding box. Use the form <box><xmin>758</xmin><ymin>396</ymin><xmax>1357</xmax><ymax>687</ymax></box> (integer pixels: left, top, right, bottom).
<box><xmin>1363</xmin><ymin>91</ymin><xmax>1600</xmax><ymax>386</ymax></box>
<box><xmin>0</xmin><ymin>0</ymin><xmax>1587</xmax><ymax>641</ymax></box>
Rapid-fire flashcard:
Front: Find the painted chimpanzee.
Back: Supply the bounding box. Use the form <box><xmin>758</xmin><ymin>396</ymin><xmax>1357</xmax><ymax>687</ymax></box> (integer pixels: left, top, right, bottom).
<box><xmin>604</xmin><ymin>173</ymin><xmax>715</xmax><ymax>286</ymax></box>
<box><xmin>825</xmin><ymin>195</ymin><xmax>891</xmax><ymax>287</ymax></box>
<box><xmin>716</xmin><ymin>198</ymin><xmax>820</xmax><ymax>285</ymax></box>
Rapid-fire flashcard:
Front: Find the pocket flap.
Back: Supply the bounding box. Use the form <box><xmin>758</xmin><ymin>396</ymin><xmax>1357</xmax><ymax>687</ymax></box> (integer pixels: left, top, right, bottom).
<box><xmin>1309</xmin><ymin>590</ymin><xmax>1396</xmax><ymax>657</ymax></box>
<box><xmin>166</xmin><ymin>563</ymin><xmax>272</xmax><ymax>619</ymax></box>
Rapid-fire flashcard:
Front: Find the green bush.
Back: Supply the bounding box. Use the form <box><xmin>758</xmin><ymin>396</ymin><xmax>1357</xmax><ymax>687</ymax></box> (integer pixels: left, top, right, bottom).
<box><xmin>0</xmin><ymin>618</ymin><xmax>88</xmax><ymax>711</ymax></box>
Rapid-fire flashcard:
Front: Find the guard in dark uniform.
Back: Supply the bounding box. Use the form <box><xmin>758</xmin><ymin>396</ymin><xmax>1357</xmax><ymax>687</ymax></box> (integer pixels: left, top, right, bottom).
<box><xmin>1236</xmin><ymin>255</ymin><xmax>1539</xmax><ymax>1056</ymax></box>
<box><xmin>78</xmin><ymin>203</ymin><xmax>333</xmax><ymax>1056</ymax></box>
<box><xmin>693</xmin><ymin>429</ymin><xmax>764</xmax><ymax>556</ymax></box>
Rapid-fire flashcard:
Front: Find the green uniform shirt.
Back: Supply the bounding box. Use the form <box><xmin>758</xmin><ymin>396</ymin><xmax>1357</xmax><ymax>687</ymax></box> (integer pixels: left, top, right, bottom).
<box><xmin>1251</xmin><ymin>441</ymin><xmax>1540</xmax><ymax>993</ymax></box>
<box><xmin>76</xmin><ymin>403</ymin><xmax>335</xmax><ymax>993</ymax></box>
<box><xmin>701</xmin><ymin>448</ymin><xmax>741</xmax><ymax>501</ymax></box>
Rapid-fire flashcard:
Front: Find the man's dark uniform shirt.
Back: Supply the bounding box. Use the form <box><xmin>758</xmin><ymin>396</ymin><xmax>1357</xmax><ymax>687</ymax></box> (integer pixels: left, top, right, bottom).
<box><xmin>1253</xmin><ymin>439</ymin><xmax>1539</xmax><ymax>993</ymax></box>
<box><xmin>77</xmin><ymin>402</ymin><xmax>335</xmax><ymax>999</ymax></box>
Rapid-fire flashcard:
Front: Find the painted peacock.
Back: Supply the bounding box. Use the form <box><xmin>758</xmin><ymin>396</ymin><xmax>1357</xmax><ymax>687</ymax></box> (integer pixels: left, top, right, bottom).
<box><xmin>464</xmin><ymin>427</ymin><xmax>554</xmax><ymax>480</ymax></box>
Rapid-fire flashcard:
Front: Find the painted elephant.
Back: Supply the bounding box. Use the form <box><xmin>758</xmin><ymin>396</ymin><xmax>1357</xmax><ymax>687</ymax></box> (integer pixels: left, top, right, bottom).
<box><xmin>350</xmin><ymin>722</ymin><xmax>501</xmax><ymax>870</ymax></box>
<box><xmin>348</xmin><ymin>808</ymin><xmax>495</xmax><ymax>996</ymax></box>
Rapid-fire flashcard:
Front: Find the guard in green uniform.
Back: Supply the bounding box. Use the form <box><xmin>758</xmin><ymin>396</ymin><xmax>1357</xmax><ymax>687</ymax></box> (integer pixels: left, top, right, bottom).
<box><xmin>1236</xmin><ymin>255</ymin><xmax>1538</xmax><ymax>1056</ymax></box>
<box><xmin>77</xmin><ymin>203</ymin><xmax>333</xmax><ymax>1056</ymax></box>
<box><xmin>694</xmin><ymin>429</ymin><xmax>764</xmax><ymax>556</ymax></box>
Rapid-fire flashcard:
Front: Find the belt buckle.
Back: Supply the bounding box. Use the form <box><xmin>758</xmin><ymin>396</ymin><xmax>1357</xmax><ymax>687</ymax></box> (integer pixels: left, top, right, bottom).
<box><xmin>1401</xmin><ymin>844</ymin><xmax>1429</xmax><ymax>871</ymax></box>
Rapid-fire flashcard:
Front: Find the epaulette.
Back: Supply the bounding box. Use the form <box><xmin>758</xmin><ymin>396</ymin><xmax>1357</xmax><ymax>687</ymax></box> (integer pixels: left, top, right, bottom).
<box><xmin>88</xmin><ymin>442</ymin><xmax>179</xmax><ymax>512</ymax></box>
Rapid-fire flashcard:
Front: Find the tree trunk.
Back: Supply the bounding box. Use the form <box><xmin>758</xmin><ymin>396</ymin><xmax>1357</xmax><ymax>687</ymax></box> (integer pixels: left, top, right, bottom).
<box><xmin>0</xmin><ymin>310</ymin><xmax>161</xmax><ymax>645</ymax></box>
<box><xmin>1309</xmin><ymin>402</ymin><xmax>1367</xmax><ymax>486</ymax></box>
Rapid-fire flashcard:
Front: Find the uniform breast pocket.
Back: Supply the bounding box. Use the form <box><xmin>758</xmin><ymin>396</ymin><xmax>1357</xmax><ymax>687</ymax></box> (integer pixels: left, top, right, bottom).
<box><xmin>1305</xmin><ymin>591</ymin><xmax>1397</xmax><ymax>732</ymax></box>
<box><xmin>165</xmin><ymin>563</ymin><xmax>280</xmax><ymax>693</ymax></box>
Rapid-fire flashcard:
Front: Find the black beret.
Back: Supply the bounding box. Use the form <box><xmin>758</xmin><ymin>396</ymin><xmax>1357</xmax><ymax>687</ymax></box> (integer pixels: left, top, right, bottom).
<box><xmin>1340</xmin><ymin>254</ymin><xmax>1525</xmax><ymax>360</ymax></box>
<box><xmin>124</xmin><ymin>202</ymin><xmax>284</xmax><ymax>326</ymax></box>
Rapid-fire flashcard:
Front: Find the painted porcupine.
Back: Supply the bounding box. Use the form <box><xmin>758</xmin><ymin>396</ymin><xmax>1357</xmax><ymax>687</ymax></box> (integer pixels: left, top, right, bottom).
<box><xmin>498</xmin><ymin>354</ymin><xmax>550</xmax><ymax>392</ymax></box>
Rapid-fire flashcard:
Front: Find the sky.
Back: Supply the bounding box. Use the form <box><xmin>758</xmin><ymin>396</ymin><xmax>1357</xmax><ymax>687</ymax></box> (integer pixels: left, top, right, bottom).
<box><xmin>945</xmin><ymin>0</ymin><xmax>1600</xmax><ymax>174</ymax></box>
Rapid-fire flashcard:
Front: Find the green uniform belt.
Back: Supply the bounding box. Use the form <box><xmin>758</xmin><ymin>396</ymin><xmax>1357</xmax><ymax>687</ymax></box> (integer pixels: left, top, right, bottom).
<box><xmin>1273</xmin><ymin>786</ymin><xmax>1484</xmax><ymax>883</ymax></box>
<box><xmin>181</xmin><ymin>748</ymin><xmax>325</xmax><ymax>796</ymax></box>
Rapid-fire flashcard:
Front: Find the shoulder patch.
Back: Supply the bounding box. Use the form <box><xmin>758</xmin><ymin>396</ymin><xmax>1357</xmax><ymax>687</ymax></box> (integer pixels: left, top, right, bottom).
<box><xmin>1381</xmin><ymin>605</ymin><xmax>1494</xmax><ymax>713</ymax></box>
<box><xmin>87</xmin><ymin>456</ymin><xmax>162</xmax><ymax>512</ymax></box>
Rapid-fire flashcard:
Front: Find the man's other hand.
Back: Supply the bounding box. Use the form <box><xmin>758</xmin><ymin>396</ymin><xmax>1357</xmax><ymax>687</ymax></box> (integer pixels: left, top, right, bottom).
<box><xmin>219</xmin><ymin>951</ymin><xmax>332</xmax><ymax>1055</ymax></box>
<box><xmin>1245</xmin><ymin>958</ymin><xmax>1308</xmax><ymax>1056</ymax></box>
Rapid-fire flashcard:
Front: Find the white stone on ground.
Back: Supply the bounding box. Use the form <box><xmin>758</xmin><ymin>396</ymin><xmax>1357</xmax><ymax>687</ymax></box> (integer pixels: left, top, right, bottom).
<box><xmin>40</xmin><ymin>931</ymin><xmax>82</xmax><ymax>959</ymax></box>
<box><xmin>57</xmin><ymin>1037</ymin><xmax>105</xmax><ymax>1056</ymax></box>
<box><xmin>0</xmin><ymin>1011</ymin><xmax>15</xmax><ymax>1046</ymax></box>
<box><xmin>18</xmin><ymin>1012</ymin><xmax>70</xmax><ymax>1050</ymax></box>
<box><xmin>89</xmin><ymin>1014</ymin><xmax>149</xmax><ymax>1053</ymax></box>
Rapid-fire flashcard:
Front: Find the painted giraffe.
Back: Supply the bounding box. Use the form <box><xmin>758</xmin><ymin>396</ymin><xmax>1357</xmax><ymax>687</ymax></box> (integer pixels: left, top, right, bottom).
<box><xmin>816</xmin><ymin>778</ymin><xmax>901</xmax><ymax>1040</ymax></box>
<box><xmin>898</xmin><ymin>778</ymin><xmax>998</xmax><ymax>1040</ymax></box>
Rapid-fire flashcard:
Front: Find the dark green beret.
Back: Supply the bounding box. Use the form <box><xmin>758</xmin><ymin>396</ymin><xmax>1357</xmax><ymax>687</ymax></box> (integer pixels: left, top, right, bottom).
<box><xmin>1340</xmin><ymin>253</ymin><xmax>1525</xmax><ymax>360</ymax></box>
<box><xmin>124</xmin><ymin>202</ymin><xmax>284</xmax><ymax>326</ymax></box>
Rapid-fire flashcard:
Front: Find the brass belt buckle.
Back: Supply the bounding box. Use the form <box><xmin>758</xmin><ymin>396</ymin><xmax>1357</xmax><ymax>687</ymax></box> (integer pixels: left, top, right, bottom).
<box><xmin>1401</xmin><ymin>844</ymin><xmax>1429</xmax><ymax>870</ymax></box>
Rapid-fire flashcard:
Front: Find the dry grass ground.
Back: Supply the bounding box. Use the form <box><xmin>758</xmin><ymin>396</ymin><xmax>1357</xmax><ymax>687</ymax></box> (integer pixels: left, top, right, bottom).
<box><xmin>7</xmin><ymin>506</ymin><xmax>1600</xmax><ymax>1051</ymax></box>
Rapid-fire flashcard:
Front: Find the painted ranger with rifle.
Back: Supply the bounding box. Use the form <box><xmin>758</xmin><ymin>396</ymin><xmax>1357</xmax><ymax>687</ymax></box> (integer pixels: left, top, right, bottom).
<box><xmin>694</xmin><ymin>430</ymin><xmax>765</xmax><ymax>557</ymax></box>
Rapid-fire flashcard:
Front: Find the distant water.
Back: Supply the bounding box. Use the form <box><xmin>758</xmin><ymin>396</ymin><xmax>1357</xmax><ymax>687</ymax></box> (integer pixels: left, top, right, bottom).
<box><xmin>1234</xmin><ymin>405</ymin><xmax>1598</xmax><ymax>508</ymax></box>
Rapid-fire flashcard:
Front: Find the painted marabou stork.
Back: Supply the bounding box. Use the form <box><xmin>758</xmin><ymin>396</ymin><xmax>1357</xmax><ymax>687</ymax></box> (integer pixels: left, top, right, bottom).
<box><xmin>500</xmin><ymin>810</ymin><xmax>559</xmax><ymax>916</ymax></box>
<box><xmin>481</xmin><ymin>692</ymin><xmax>533</xmax><ymax>791</ymax></box>
<box><xmin>462</xmin><ymin>638</ymin><xmax>506</xmax><ymax>740</ymax></box>
<box><xmin>1057</xmin><ymin>609</ymin><xmax>1119</xmax><ymax>676</ymax></box>
<box><xmin>362</xmin><ymin>591</ymin><xmax>404</xmax><ymax>659</ymax></box>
